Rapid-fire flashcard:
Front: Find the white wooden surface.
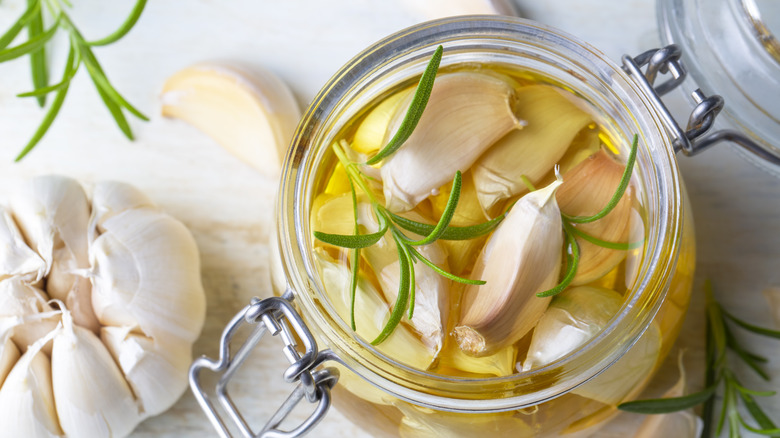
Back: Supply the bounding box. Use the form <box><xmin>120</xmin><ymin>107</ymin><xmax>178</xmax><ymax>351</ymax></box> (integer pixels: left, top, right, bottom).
<box><xmin>0</xmin><ymin>0</ymin><xmax>778</xmax><ymax>436</ymax></box>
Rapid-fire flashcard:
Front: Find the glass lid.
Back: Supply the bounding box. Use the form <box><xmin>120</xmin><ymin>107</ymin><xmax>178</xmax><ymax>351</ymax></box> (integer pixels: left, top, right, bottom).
<box><xmin>658</xmin><ymin>0</ymin><xmax>780</xmax><ymax>176</ymax></box>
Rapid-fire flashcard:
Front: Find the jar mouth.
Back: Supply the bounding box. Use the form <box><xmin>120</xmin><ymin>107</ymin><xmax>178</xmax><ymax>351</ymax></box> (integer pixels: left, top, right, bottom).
<box><xmin>278</xmin><ymin>16</ymin><xmax>684</xmax><ymax>412</ymax></box>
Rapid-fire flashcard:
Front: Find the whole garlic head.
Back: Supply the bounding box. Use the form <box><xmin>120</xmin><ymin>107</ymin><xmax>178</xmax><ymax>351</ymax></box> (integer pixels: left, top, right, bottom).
<box><xmin>0</xmin><ymin>175</ymin><xmax>206</xmax><ymax>438</ymax></box>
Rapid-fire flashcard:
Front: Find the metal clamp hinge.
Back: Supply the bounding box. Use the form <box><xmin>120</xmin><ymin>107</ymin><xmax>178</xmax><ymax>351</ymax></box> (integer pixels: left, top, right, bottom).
<box><xmin>622</xmin><ymin>45</ymin><xmax>780</xmax><ymax>165</ymax></box>
<box><xmin>189</xmin><ymin>293</ymin><xmax>340</xmax><ymax>438</ymax></box>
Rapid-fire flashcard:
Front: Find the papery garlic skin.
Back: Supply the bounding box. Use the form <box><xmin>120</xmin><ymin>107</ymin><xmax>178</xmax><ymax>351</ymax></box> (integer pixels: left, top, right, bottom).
<box><xmin>314</xmin><ymin>249</ymin><xmax>435</xmax><ymax>370</ymax></box>
<box><xmin>455</xmin><ymin>179</ymin><xmax>563</xmax><ymax>357</ymax></box>
<box><xmin>472</xmin><ymin>85</ymin><xmax>592</xmax><ymax>216</ymax></box>
<box><xmin>521</xmin><ymin>286</ymin><xmax>622</xmax><ymax>372</ymax></box>
<box><xmin>380</xmin><ymin>72</ymin><xmax>523</xmax><ymax>212</ymax></box>
<box><xmin>0</xmin><ymin>206</ymin><xmax>45</xmax><ymax>283</ymax></box>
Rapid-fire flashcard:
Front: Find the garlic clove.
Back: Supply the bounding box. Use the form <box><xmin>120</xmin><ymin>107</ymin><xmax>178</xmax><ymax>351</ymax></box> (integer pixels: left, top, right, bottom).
<box><xmin>400</xmin><ymin>0</ymin><xmax>517</xmax><ymax>20</ymax></box>
<box><xmin>571</xmin><ymin>321</ymin><xmax>662</xmax><ymax>405</ymax></box>
<box><xmin>314</xmin><ymin>249</ymin><xmax>435</xmax><ymax>370</ymax></box>
<box><xmin>635</xmin><ymin>351</ymin><xmax>703</xmax><ymax>438</ymax></box>
<box><xmin>10</xmin><ymin>175</ymin><xmax>100</xmax><ymax>332</ymax></box>
<box><xmin>556</xmin><ymin>149</ymin><xmax>635</xmax><ymax>285</ymax></box>
<box><xmin>429</xmin><ymin>172</ymin><xmax>490</xmax><ymax>276</ymax></box>
<box><xmin>52</xmin><ymin>312</ymin><xmax>140</xmax><ymax>438</ymax></box>
<box><xmin>89</xmin><ymin>208</ymin><xmax>206</xmax><ymax>343</ymax></box>
<box><xmin>0</xmin><ymin>328</ymin><xmax>63</xmax><ymax>438</ymax></box>
<box><xmin>455</xmin><ymin>178</ymin><xmax>563</xmax><ymax>357</ymax></box>
<box><xmin>89</xmin><ymin>180</ymin><xmax>155</xmax><ymax>233</ymax></box>
<box><xmin>313</xmin><ymin>194</ymin><xmax>449</xmax><ymax>354</ymax></box>
<box><xmin>472</xmin><ymin>85</ymin><xmax>593</xmax><ymax>216</ymax></box>
<box><xmin>0</xmin><ymin>336</ymin><xmax>20</xmax><ymax>389</ymax></box>
<box><xmin>379</xmin><ymin>72</ymin><xmax>523</xmax><ymax>212</ymax></box>
<box><xmin>520</xmin><ymin>286</ymin><xmax>622</xmax><ymax>372</ymax></box>
<box><xmin>352</xmin><ymin>88</ymin><xmax>413</xmax><ymax>155</ymax></box>
<box><xmin>0</xmin><ymin>279</ymin><xmax>59</xmax><ymax>355</ymax></box>
<box><xmin>398</xmin><ymin>403</ymin><xmax>533</xmax><ymax>438</ymax></box>
<box><xmin>0</xmin><ymin>206</ymin><xmax>46</xmax><ymax>283</ymax></box>
<box><xmin>101</xmin><ymin>326</ymin><xmax>191</xmax><ymax>416</ymax></box>
<box><xmin>161</xmin><ymin>64</ymin><xmax>301</xmax><ymax>176</ymax></box>
<box><xmin>435</xmin><ymin>341</ymin><xmax>516</xmax><ymax>377</ymax></box>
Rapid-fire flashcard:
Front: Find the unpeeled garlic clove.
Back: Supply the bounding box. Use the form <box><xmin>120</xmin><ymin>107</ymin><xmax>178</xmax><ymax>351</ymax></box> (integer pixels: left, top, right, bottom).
<box><xmin>520</xmin><ymin>286</ymin><xmax>622</xmax><ymax>372</ymax></box>
<box><xmin>455</xmin><ymin>179</ymin><xmax>563</xmax><ymax>357</ymax></box>
<box><xmin>161</xmin><ymin>64</ymin><xmax>301</xmax><ymax>176</ymax></box>
<box><xmin>400</xmin><ymin>0</ymin><xmax>517</xmax><ymax>20</ymax></box>
<box><xmin>571</xmin><ymin>321</ymin><xmax>662</xmax><ymax>405</ymax></box>
<box><xmin>314</xmin><ymin>249</ymin><xmax>435</xmax><ymax>370</ymax></box>
<box><xmin>472</xmin><ymin>85</ymin><xmax>593</xmax><ymax>216</ymax></box>
<box><xmin>556</xmin><ymin>148</ymin><xmax>635</xmax><ymax>285</ymax></box>
<box><xmin>0</xmin><ymin>335</ymin><xmax>20</xmax><ymax>389</ymax></box>
<box><xmin>101</xmin><ymin>326</ymin><xmax>191</xmax><ymax>416</ymax></box>
<box><xmin>0</xmin><ymin>279</ymin><xmax>59</xmax><ymax>355</ymax></box>
<box><xmin>379</xmin><ymin>72</ymin><xmax>523</xmax><ymax>212</ymax></box>
<box><xmin>89</xmin><ymin>181</ymin><xmax>155</xmax><ymax>233</ymax></box>
<box><xmin>52</xmin><ymin>311</ymin><xmax>139</xmax><ymax>438</ymax></box>
<box><xmin>10</xmin><ymin>176</ymin><xmax>100</xmax><ymax>332</ymax></box>
<box><xmin>0</xmin><ymin>206</ymin><xmax>45</xmax><ymax>283</ymax></box>
<box><xmin>89</xmin><ymin>208</ymin><xmax>206</xmax><ymax>343</ymax></box>
<box><xmin>635</xmin><ymin>351</ymin><xmax>703</xmax><ymax>438</ymax></box>
<box><xmin>0</xmin><ymin>331</ymin><xmax>63</xmax><ymax>438</ymax></box>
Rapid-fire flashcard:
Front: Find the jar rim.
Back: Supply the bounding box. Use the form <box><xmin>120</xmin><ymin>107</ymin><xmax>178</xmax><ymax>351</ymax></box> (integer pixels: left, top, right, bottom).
<box><xmin>277</xmin><ymin>15</ymin><xmax>684</xmax><ymax>411</ymax></box>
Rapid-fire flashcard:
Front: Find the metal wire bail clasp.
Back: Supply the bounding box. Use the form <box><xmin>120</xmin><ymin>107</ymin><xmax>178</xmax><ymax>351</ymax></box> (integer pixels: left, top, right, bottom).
<box><xmin>622</xmin><ymin>45</ymin><xmax>780</xmax><ymax>165</ymax></box>
<box><xmin>189</xmin><ymin>293</ymin><xmax>339</xmax><ymax>438</ymax></box>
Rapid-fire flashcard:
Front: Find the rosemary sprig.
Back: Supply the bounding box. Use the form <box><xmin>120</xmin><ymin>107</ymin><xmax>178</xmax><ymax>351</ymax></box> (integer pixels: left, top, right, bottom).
<box><xmin>537</xmin><ymin>134</ymin><xmax>640</xmax><ymax>297</ymax></box>
<box><xmin>618</xmin><ymin>280</ymin><xmax>780</xmax><ymax>437</ymax></box>
<box><xmin>1</xmin><ymin>0</ymin><xmax>149</xmax><ymax>160</ymax></box>
<box><xmin>314</xmin><ymin>45</ymin><xmax>502</xmax><ymax>343</ymax></box>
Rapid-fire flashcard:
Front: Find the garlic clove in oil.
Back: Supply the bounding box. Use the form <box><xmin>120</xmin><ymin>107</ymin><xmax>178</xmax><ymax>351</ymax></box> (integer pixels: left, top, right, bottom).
<box><xmin>436</xmin><ymin>341</ymin><xmax>517</xmax><ymax>377</ymax></box>
<box><xmin>0</xmin><ymin>206</ymin><xmax>45</xmax><ymax>283</ymax></box>
<box><xmin>472</xmin><ymin>85</ymin><xmax>592</xmax><ymax>216</ymax></box>
<box><xmin>89</xmin><ymin>208</ymin><xmax>206</xmax><ymax>343</ymax></box>
<box><xmin>455</xmin><ymin>178</ymin><xmax>563</xmax><ymax>357</ymax></box>
<box><xmin>314</xmin><ymin>249</ymin><xmax>435</xmax><ymax>370</ymax></box>
<box><xmin>101</xmin><ymin>326</ymin><xmax>191</xmax><ymax>416</ymax></box>
<box><xmin>352</xmin><ymin>87</ymin><xmax>413</xmax><ymax>155</ymax></box>
<box><xmin>0</xmin><ymin>331</ymin><xmax>63</xmax><ymax>438</ymax></box>
<box><xmin>52</xmin><ymin>310</ymin><xmax>139</xmax><ymax>438</ymax></box>
<box><xmin>520</xmin><ymin>286</ymin><xmax>622</xmax><ymax>372</ymax></box>
<box><xmin>556</xmin><ymin>149</ymin><xmax>635</xmax><ymax>285</ymax></box>
<box><xmin>379</xmin><ymin>72</ymin><xmax>523</xmax><ymax>212</ymax></box>
<box><xmin>11</xmin><ymin>176</ymin><xmax>100</xmax><ymax>332</ymax></box>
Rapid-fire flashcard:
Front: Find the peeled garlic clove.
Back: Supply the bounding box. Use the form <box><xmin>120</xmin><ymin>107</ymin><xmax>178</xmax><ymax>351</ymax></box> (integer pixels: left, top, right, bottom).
<box><xmin>353</xmin><ymin>88</ymin><xmax>413</xmax><ymax>155</ymax></box>
<box><xmin>455</xmin><ymin>179</ymin><xmax>563</xmax><ymax>357</ymax></box>
<box><xmin>10</xmin><ymin>176</ymin><xmax>100</xmax><ymax>332</ymax></box>
<box><xmin>161</xmin><ymin>64</ymin><xmax>301</xmax><ymax>176</ymax></box>
<box><xmin>636</xmin><ymin>351</ymin><xmax>703</xmax><ymax>438</ymax></box>
<box><xmin>473</xmin><ymin>85</ymin><xmax>592</xmax><ymax>216</ymax></box>
<box><xmin>52</xmin><ymin>312</ymin><xmax>139</xmax><ymax>438</ymax></box>
<box><xmin>101</xmin><ymin>326</ymin><xmax>191</xmax><ymax>416</ymax></box>
<box><xmin>521</xmin><ymin>286</ymin><xmax>622</xmax><ymax>371</ymax></box>
<box><xmin>556</xmin><ymin>149</ymin><xmax>634</xmax><ymax>285</ymax></box>
<box><xmin>0</xmin><ymin>206</ymin><xmax>45</xmax><ymax>283</ymax></box>
<box><xmin>436</xmin><ymin>342</ymin><xmax>516</xmax><ymax>377</ymax></box>
<box><xmin>571</xmin><ymin>322</ymin><xmax>662</xmax><ymax>405</ymax></box>
<box><xmin>0</xmin><ymin>333</ymin><xmax>62</xmax><ymax>438</ymax></box>
<box><xmin>90</xmin><ymin>208</ymin><xmax>206</xmax><ymax>342</ymax></box>
<box><xmin>89</xmin><ymin>180</ymin><xmax>155</xmax><ymax>232</ymax></box>
<box><xmin>380</xmin><ymin>72</ymin><xmax>523</xmax><ymax>212</ymax></box>
<box><xmin>314</xmin><ymin>249</ymin><xmax>435</xmax><ymax>370</ymax></box>
<box><xmin>398</xmin><ymin>403</ymin><xmax>533</xmax><ymax>438</ymax></box>
<box><xmin>400</xmin><ymin>0</ymin><xmax>517</xmax><ymax>20</ymax></box>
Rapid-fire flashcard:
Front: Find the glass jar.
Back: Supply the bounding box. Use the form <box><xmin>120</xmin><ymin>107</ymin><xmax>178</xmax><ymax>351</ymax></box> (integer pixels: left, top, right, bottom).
<box><xmin>266</xmin><ymin>16</ymin><xmax>696</xmax><ymax>438</ymax></box>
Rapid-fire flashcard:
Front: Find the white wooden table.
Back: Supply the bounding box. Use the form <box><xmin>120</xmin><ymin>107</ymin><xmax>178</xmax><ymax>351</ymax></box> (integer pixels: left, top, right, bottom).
<box><xmin>1</xmin><ymin>1</ymin><xmax>778</xmax><ymax>436</ymax></box>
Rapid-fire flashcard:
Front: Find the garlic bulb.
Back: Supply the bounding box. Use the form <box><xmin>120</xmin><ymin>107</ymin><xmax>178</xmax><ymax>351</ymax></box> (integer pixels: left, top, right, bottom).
<box><xmin>454</xmin><ymin>178</ymin><xmax>563</xmax><ymax>357</ymax></box>
<box><xmin>161</xmin><ymin>64</ymin><xmax>301</xmax><ymax>176</ymax></box>
<box><xmin>314</xmin><ymin>249</ymin><xmax>435</xmax><ymax>370</ymax></box>
<box><xmin>472</xmin><ymin>85</ymin><xmax>592</xmax><ymax>216</ymax></box>
<box><xmin>520</xmin><ymin>286</ymin><xmax>622</xmax><ymax>372</ymax></box>
<box><xmin>379</xmin><ymin>72</ymin><xmax>523</xmax><ymax>212</ymax></box>
<box><xmin>556</xmin><ymin>149</ymin><xmax>635</xmax><ymax>285</ymax></box>
<box><xmin>635</xmin><ymin>352</ymin><xmax>703</xmax><ymax>438</ymax></box>
<box><xmin>0</xmin><ymin>175</ymin><xmax>206</xmax><ymax>437</ymax></box>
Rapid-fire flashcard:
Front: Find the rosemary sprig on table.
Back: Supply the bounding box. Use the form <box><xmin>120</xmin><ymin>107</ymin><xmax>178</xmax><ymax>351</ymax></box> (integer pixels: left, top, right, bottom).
<box><xmin>314</xmin><ymin>46</ymin><xmax>504</xmax><ymax>344</ymax></box>
<box><xmin>619</xmin><ymin>280</ymin><xmax>780</xmax><ymax>437</ymax></box>
<box><xmin>0</xmin><ymin>0</ymin><xmax>148</xmax><ymax>160</ymax></box>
